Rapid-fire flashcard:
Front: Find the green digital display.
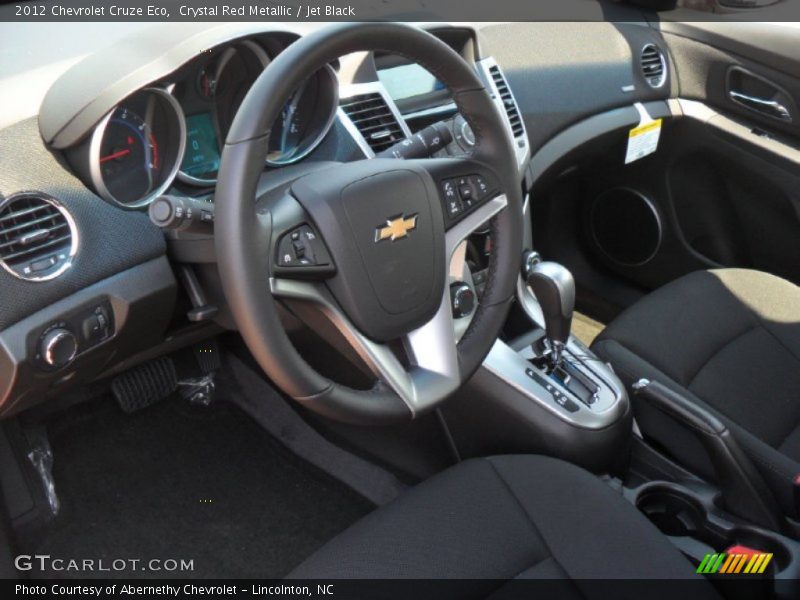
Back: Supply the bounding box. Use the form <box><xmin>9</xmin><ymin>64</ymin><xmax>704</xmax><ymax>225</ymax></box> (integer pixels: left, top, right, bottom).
<box><xmin>181</xmin><ymin>112</ymin><xmax>220</xmax><ymax>179</ymax></box>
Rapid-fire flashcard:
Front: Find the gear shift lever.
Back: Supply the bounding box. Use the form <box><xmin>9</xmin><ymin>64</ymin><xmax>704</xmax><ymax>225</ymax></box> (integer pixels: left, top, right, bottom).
<box><xmin>523</xmin><ymin>256</ymin><xmax>575</xmax><ymax>366</ymax></box>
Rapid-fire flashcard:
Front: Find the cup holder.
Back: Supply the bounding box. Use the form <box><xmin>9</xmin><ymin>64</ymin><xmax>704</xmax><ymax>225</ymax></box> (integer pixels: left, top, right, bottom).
<box><xmin>637</xmin><ymin>488</ymin><xmax>722</xmax><ymax>546</ymax></box>
<box><xmin>635</xmin><ymin>484</ymin><xmax>794</xmax><ymax>574</ymax></box>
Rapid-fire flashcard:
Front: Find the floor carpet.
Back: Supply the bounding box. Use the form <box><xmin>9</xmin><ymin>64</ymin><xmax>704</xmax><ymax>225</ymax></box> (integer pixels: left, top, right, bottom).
<box><xmin>22</xmin><ymin>396</ymin><xmax>375</xmax><ymax>579</ymax></box>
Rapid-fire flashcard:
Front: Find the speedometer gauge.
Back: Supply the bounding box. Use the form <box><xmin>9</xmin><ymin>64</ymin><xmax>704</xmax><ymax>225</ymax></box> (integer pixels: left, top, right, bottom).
<box><xmin>90</xmin><ymin>88</ymin><xmax>185</xmax><ymax>208</ymax></box>
<box><xmin>266</xmin><ymin>65</ymin><xmax>338</xmax><ymax>166</ymax></box>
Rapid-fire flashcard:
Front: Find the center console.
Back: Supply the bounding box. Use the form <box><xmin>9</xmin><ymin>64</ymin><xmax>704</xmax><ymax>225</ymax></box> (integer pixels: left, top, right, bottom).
<box><xmin>443</xmin><ymin>252</ymin><xmax>631</xmax><ymax>475</ymax></box>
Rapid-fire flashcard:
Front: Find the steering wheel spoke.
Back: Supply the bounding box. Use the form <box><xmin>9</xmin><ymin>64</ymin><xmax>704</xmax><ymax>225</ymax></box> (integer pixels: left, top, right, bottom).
<box><xmin>270</xmin><ymin>277</ymin><xmax>454</xmax><ymax>415</ymax></box>
<box><xmin>269</xmin><ymin>178</ymin><xmax>507</xmax><ymax>416</ymax></box>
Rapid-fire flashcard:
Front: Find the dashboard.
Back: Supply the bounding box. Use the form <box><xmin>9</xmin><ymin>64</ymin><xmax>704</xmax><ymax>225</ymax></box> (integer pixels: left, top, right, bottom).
<box><xmin>47</xmin><ymin>26</ymin><xmax>509</xmax><ymax>213</ymax></box>
<box><xmin>0</xmin><ymin>19</ymin><xmax>673</xmax><ymax>417</ymax></box>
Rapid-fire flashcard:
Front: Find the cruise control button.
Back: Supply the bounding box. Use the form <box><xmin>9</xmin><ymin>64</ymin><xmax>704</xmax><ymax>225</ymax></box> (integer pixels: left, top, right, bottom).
<box><xmin>446</xmin><ymin>197</ymin><xmax>463</xmax><ymax>217</ymax></box>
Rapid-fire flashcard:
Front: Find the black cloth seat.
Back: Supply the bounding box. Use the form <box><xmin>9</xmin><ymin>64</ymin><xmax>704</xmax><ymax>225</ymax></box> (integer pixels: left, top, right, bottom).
<box><xmin>592</xmin><ymin>269</ymin><xmax>800</xmax><ymax>518</ymax></box>
<box><xmin>289</xmin><ymin>455</ymin><xmax>715</xmax><ymax>594</ymax></box>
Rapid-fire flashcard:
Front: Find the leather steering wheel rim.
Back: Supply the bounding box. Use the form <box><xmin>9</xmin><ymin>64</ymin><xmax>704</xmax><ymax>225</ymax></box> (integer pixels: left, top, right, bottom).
<box><xmin>215</xmin><ymin>22</ymin><xmax>522</xmax><ymax>425</ymax></box>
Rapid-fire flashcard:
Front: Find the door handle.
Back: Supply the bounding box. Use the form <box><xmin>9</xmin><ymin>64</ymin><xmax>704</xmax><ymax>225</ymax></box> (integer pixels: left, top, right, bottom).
<box><xmin>729</xmin><ymin>90</ymin><xmax>792</xmax><ymax>122</ymax></box>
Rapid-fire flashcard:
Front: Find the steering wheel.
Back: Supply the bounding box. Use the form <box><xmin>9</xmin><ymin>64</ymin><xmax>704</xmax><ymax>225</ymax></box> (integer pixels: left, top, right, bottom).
<box><xmin>215</xmin><ymin>23</ymin><xmax>522</xmax><ymax>425</ymax></box>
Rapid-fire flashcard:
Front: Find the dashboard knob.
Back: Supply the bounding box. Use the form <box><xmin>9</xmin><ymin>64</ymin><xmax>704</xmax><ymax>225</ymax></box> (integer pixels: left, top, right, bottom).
<box><xmin>450</xmin><ymin>282</ymin><xmax>476</xmax><ymax>319</ymax></box>
<box><xmin>40</xmin><ymin>328</ymin><xmax>78</xmax><ymax>369</ymax></box>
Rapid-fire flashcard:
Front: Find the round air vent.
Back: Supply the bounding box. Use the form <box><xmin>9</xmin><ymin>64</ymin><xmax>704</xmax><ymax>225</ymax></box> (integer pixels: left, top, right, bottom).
<box><xmin>0</xmin><ymin>192</ymin><xmax>78</xmax><ymax>281</ymax></box>
<box><xmin>590</xmin><ymin>188</ymin><xmax>662</xmax><ymax>267</ymax></box>
<box><xmin>640</xmin><ymin>44</ymin><xmax>667</xmax><ymax>89</ymax></box>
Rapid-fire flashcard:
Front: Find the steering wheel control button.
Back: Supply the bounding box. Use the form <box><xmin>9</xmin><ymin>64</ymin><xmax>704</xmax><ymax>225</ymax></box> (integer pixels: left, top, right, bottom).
<box><xmin>442</xmin><ymin>179</ymin><xmax>458</xmax><ymax>200</ymax></box>
<box><xmin>439</xmin><ymin>171</ymin><xmax>499</xmax><ymax>226</ymax></box>
<box><xmin>458</xmin><ymin>181</ymin><xmax>474</xmax><ymax>203</ymax></box>
<box><xmin>450</xmin><ymin>282</ymin><xmax>476</xmax><ymax>319</ymax></box>
<box><xmin>275</xmin><ymin>225</ymin><xmax>333</xmax><ymax>276</ymax></box>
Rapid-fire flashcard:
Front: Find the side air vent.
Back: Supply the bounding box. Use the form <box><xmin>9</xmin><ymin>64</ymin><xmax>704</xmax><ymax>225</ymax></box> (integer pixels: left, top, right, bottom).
<box><xmin>489</xmin><ymin>65</ymin><xmax>525</xmax><ymax>138</ymax></box>
<box><xmin>640</xmin><ymin>44</ymin><xmax>667</xmax><ymax>89</ymax></box>
<box><xmin>0</xmin><ymin>192</ymin><xmax>77</xmax><ymax>281</ymax></box>
<box><xmin>340</xmin><ymin>93</ymin><xmax>406</xmax><ymax>153</ymax></box>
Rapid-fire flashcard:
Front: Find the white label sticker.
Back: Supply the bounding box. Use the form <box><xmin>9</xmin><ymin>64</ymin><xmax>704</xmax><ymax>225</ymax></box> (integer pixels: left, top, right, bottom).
<box><xmin>625</xmin><ymin>103</ymin><xmax>662</xmax><ymax>164</ymax></box>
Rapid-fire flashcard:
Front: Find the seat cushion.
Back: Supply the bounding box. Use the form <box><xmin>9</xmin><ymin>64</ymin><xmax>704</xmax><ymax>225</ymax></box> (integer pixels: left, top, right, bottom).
<box><xmin>288</xmin><ymin>455</ymin><xmax>715</xmax><ymax>596</ymax></box>
<box><xmin>592</xmin><ymin>269</ymin><xmax>800</xmax><ymax>516</ymax></box>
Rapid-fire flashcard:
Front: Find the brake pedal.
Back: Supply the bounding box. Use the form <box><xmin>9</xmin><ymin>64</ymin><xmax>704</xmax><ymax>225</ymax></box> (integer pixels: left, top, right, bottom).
<box><xmin>111</xmin><ymin>356</ymin><xmax>177</xmax><ymax>414</ymax></box>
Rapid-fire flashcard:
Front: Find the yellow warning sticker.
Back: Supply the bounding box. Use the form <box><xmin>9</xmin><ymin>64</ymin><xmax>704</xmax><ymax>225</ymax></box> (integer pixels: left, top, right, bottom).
<box><xmin>625</xmin><ymin>118</ymin><xmax>662</xmax><ymax>164</ymax></box>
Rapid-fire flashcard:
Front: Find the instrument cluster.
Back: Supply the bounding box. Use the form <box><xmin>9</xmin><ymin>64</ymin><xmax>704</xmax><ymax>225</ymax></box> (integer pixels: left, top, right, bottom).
<box><xmin>69</xmin><ymin>36</ymin><xmax>339</xmax><ymax>208</ymax></box>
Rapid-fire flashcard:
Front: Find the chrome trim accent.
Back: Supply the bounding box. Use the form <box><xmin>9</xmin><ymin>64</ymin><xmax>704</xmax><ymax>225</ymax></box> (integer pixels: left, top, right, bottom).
<box><xmin>270</xmin><ymin>194</ymin><xmax>508</xmax><ymax>416</ymax></box>
<box><xmin>729</xmin><ymin>90</ymin><xmax>792</xmax><ymax>123</ymax></box>
<box><xmin>402</xmin><ymin>102</ymin><xmax>458</xmax><ymax>121</ymax></box>
<box><xmin>640</xmin><ymin>44</ymin><xmax>668</xmax><ymax>90</ymax></box>
<box><xmin>89</xmin><ymin>87</ymin><xmax>187</xmax><ymax>210</ymax></box>
<box><xmin>338</xmin><ymin>81</ymin><xmax>413</xmax><ymax>159</ymax></box>
<box><xmin>475</xmin><ymin>57</ymin><xmax>531</xmax><ymax>173</ymax></box>
<box><xmin>449</xmin><ymin>240</ymin><xmax>473</xmax><ymax>343</ymax></box>
<box><xmin>482</xmin><ymin>338</ymin><xmax>628</xmax><ymax>430</ymax></box>
<box><xmin>0</xmin><ymin>193</ymin><xmax>79</xmax><ymax>283</ymax></box>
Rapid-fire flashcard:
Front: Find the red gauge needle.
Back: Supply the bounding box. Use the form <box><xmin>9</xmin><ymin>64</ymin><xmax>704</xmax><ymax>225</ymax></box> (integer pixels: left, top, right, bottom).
<box><xmin>99</xmin><ymin>149</ymin><xmax>131</xmax><ymax>163</ymax></box>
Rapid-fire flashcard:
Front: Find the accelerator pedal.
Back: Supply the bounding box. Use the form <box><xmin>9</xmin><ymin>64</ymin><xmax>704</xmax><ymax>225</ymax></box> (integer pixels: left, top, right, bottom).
<box><xmin>111</xmin><ymin>356</ymin><xmax>177</xmax><ymax>414</ymax></box>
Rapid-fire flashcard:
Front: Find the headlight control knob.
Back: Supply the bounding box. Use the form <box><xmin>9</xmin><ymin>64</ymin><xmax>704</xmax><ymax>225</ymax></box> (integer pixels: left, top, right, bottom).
<box><xmin>40</xmin><ymin>328</ymin><xmax>78</xmax><ymax>369</ymax></box>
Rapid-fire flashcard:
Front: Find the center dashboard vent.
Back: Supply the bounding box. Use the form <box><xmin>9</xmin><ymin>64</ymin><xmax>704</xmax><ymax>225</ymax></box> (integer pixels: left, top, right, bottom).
<box><xmin>640</xmin><ymin>44</ymin><xmax>667</xmax><ymax>89</ymax></box>
<box><xmin>489</xmin><ymin>65</ymin><xmax>525</xmax><ymax>138</ymax></box>
<box><xmin>0</xmin><ymin>192</ymin><xmax>77</xmax><ymax>281</ymax></box>
<box><xmin>340</xmin><ymin>93</ymin><xmax>406</xmax><ymax>153</ymax></box>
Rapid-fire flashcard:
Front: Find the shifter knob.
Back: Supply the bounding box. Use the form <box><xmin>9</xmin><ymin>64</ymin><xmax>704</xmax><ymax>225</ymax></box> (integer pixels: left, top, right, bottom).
<box><xmin>526</xmin><ymin>261</ymin><xmax>575</xmax><ymax>363</ymax></box>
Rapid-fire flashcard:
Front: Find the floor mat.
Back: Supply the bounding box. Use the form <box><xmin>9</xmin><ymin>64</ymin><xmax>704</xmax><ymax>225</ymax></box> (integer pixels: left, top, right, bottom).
<box><xmin>22</xmin><ymin>397</ymin><xmax>375</xmax><ymax>579</ymax></box>
<box><xmin>572</xmin><ymin>311</ymin><xmax>605</xmax><ymax>347</ymax></box>
<box><xmin>222</xmin><ymin>352</ymin><xmax>406</xmax><ymax>506</ymax></box>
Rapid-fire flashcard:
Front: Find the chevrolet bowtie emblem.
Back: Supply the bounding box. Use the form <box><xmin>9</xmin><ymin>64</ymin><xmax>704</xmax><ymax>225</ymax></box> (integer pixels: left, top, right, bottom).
<box><xmin>374</xmin><ymin>214</ymin><xmax>418</xmax><ymax>242</ymax></box>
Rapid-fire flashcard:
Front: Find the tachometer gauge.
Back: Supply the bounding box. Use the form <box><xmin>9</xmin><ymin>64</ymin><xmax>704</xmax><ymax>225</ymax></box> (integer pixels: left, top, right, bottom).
<box><xmin>90</xmin><ymin>88</ymin><xmax>185</xmax><ymax>208</ymax></box>
<box><xmin>97</xmin><ymin>108</ymin><xmax>158</xmax><ymax>198</ymax></box>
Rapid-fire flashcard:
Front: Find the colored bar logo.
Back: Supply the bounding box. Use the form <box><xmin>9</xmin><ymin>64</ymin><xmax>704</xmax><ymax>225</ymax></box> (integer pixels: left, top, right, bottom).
<box><xmin>697</xmin><ymin>552</ymin><xmax>773</xmax><ymax>574</ymax></box>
